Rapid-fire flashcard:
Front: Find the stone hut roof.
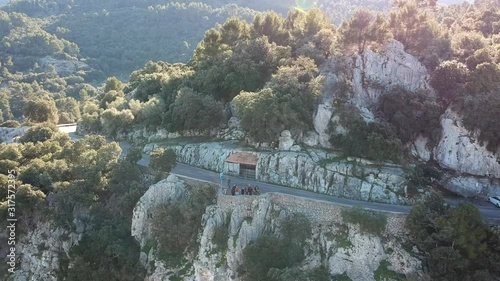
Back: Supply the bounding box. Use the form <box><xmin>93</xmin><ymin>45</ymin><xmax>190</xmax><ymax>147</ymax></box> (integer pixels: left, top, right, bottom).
<box><xmin>225</xmin><ymin>152</ymin><xmax>258</xmax><ymax>166</ymax></box>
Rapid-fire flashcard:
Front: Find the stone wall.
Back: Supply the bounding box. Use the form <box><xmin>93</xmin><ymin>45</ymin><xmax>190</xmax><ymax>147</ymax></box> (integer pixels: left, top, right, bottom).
<box><xmin>217</xmin><ymin>193</ymin><xmax>407</xmax><ymax>237</ymax></box>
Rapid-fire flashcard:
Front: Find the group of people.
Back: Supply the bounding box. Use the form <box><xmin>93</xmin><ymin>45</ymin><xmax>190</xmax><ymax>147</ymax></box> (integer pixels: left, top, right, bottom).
<box><xmin>226</xmin><ymin>178</ymin><xmax>260</xmax><ymax>195</ymax></box>
<box><xmin>229</xmin><ymin>184</ymin><xmax>260</xmax><ymax>196</ymax></box>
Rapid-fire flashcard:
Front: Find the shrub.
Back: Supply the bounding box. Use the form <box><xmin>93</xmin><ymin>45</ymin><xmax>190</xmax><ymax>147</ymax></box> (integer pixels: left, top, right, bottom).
<box><xmin>0</xmin><ymin>120</ymin><xmax>21</xmax><ymax>128</ymax></box>
<box><xmin>430</xmin><ymin>60</ymin><xmax>468</xmax><ymax>102</ymax></box>
<box><xmin>330</xmin><ymin>117</ymin><xmax>402</xmax><ymax>162</ymax></box>
<box><xmin>457</xmin><ymin>91</ymin><xmax>500</xmax><ymax>152</ymax></box>
<box><xmin>164</xmin><ymin>87</ymin><xmax>224</xmax><ymax>132</ymax></box>
<box><xmin>149</xmin><ymin>148</ymin><xmax>176</xmax><ymax>177</ymax></box>
<box><xmin>379</xmin><ymin>86</ymin><xmax>443</xmax><ymax>144</ymax></box>
<box><xmin>407</xmin><ymin>193</ymin><xmax>500</xmax><ymax>279</ymax></box>
<box><xmin>241</xmin><ymin>214</ymin><xmax>312</xmax><ymax>280</ymax></box>
<box><xmin>212</xmin><ymin>225</ymin><xmax>229</xmax><ymax>253</ymax></box>
<box><xmin>406</xmin><ymin>163</ymin><xmax>442</xmax><ymax>190</ymax></box>
<box><xmin>341</xmin><ymin>206</ymin><xmax>387</xmax><ymax>236</ymax></box>
<box><xmin>19</xmin><ymin>122</ymin><xmax>58</xmax><ymax>143</ymax></box>
<box><xmin>125</xmin><ymin>146</ymin><xmax>143</xmax><ymax>164</ymax></box>
<box><xmin>151</xmin><ymin>183</ymin><xmax>217</xmax><ymax>266</ymax></box>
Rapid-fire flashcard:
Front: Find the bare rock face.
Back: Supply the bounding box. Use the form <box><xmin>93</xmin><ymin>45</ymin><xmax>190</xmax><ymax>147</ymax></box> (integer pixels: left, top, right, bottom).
<box><xmin>278</xmin><ymin>130</ymin><xmax>294</xmax><ymax>150</ymax></box>
<box><xmin>131</xmin><ymin>175</ymin><xmax>186</xmax><ymax>247</ymax></box>
<box><xmin>0</xmin><ymin>126</ymin><xmax>28</xmax><ymax>143</ymax></box>
<box><xmin>313</xmin><ymin>40</ymin><xmax>430</xmax><ymax>150</ymax></box>
<box><xmin>409</xmin><ymin>135</ymin><xmax>432</xmax><ymax>162</ymax></box>
<box><xmin>351</xmin><ymin>40</ymin><xmax>431</xmax><ymax>110</ymax></box>
<box><xmin>192</xmin><ymin>194</ymin><xmax>422</xmax><ymax>281</ymax></box>
<box><xmin>301</xmin><ymin>130</ymin><xmax>319</xmax><ymax>147</ymax></box>
<box><xmin>218</xmin><ymin>117</ymin><xmax>246</xmax><ymax>141</ymax></box>
<box><xmin>170</xmin><ymin>142</ymin><xmax>239</xmax><ymax>172</ymax></box>
<box><xmin>11</xmin><ymin>222</ymin><xmax>81</xmax><ymax>281</ymax></box>
<box><xmin>313</xmin><ymin>103</ymin><xmax>334</xmax><ymax>148</ymax></box>
<box><xmin>257</xmin><ymin>151</ymin><xmax>406</xmax><ymax>204</ymax></box>
<box><xmin>434</xmin><ymin>109</ymin><xmax>500</xmax><ymax>178</ymax></box>
<box><xmin>39</xmin><ymin>56</ymin><xmax>89</xmax><ymax>76</ymax></box>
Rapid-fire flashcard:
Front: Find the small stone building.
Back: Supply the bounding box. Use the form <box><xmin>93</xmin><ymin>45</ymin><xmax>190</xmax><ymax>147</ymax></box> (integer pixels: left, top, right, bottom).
<box><xmin>225</xmin><ymin>152</ymin><xmax>258</xmax><ymax>179</ymax></box>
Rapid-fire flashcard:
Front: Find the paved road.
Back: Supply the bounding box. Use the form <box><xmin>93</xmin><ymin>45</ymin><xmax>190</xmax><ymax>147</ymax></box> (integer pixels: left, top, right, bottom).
<box><xmin>60</xmin><ymin>125</ymin><xmax>500</xmax><ymax>221</ymax></box>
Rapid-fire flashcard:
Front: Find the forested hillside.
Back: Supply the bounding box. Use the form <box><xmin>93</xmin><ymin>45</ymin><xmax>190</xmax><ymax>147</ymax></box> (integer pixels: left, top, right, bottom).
<box><xmin>1</xmin><ymin>0</ymin><xmax>395</xmax><ymax>79</ymax></box>
<box><xmin>0</xmin><ymin>9</ymin><xmax>98</xmax><ymax>124</ymax></box>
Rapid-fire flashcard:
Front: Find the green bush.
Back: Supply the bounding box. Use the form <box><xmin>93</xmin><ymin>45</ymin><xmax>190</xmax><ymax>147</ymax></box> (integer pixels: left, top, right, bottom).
<box><xmin>212</xmin><ymin>225</ymin><xmax>229</xmax><ymax>253</ymax></box>
<box><xmin>341</xmin><ymin>206</ymin><xmax>387</xmax><ymax>236</ymax></box>
<box><xmin>241</xmin><ymin>214</ymin><xmax>312</xmax><ymax>281</ymax></box>
<box><xmin>0</xmin><ymin>120</ymin><xmax>21</xmax><ymax>128</ymax></box>
<box><xmin>149</xmin><ymin>148</ymin><xmax>176</xmax><ymax>178</ymax></box>
<box><xmin>379</xmin><ymin>86</ymin><xmax>443</xmax><ymax>145</ymax></box>
<box><xmin>165</xmin><ymin>87</ymin><xmax>224</xmax><ymax>132</ymax></box>
<box><xmin>19</xmin><ymin>122</ymin><xmax>58</xmax><ymax>143</ymax></box>
<box><xmin>330</xmin><ymin>115</ymin><xmax>402</xmax><ymax>162</ymax></box>
<box><xmin>406</xmin><ymin>163</ymin><xmax>442</xmax><ymax>190</ymax></box>
<box><xmin>407</xmin><ymin>193</ymin><xmax>500</xmax><ymax>280</ymax></box>
<box><xmin>151</xmin><ymin>183</ymin><xmax>217</xmax><ymax>266</ymax></box>
<box><xmin>457</xmin><ymin>91</ymin><xmax>500</xmax><ymax>152</ymax></box>
<box><xmin>374</xmin><ymin>260</ymin><xmax>404</xmax><ymax>281</ymax></box>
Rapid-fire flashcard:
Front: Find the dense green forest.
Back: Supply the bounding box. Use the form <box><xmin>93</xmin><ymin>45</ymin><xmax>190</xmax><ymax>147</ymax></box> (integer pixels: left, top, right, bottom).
<box><xmin>0</xmin><ymin>126</ymin><xmax>151</xmax><ymax>280</ymax></box>
<box><xmin>0</xmin><ymin>0</ymin><xmax>393</xmax><ymax>79</ymax></box>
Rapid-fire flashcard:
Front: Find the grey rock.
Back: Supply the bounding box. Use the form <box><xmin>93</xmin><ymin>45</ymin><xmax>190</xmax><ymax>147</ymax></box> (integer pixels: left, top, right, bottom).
<box><xmin>131</xmin><ymin>175</ymin><xmax>186</xmax><ymax>247</ymax></box>
<box><xmin>434</xmin><ymin>109</ymin><xmax>500</xmax><ymax>178</ymax></box>
<box><xmin>279</xmin><ymin>130</ymin><xmax>295</xmax><ymax>150</ymax></box>
<box><xmin>301</xmin><ymin>130</ymin><xmax>319</xmax><ymax>147</ymax></box>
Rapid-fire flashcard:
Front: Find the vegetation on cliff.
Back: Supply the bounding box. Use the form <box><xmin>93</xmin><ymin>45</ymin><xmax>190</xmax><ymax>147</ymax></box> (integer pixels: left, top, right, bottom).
<box><xmin>407</xmin><ymin>193</ymin><xmax>500</xmax><ymax>280</ymax></box>
<box><xmin>0</xmin><ymin>127</ymin><xmax>171</xmax><ymax>280</ymax></box>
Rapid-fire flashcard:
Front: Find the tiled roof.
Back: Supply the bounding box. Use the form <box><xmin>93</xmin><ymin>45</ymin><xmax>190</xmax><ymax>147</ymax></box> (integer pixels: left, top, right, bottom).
<box><xmin>226</xmin><ymin>152</ymin><xmax>258</xmax><ymax>166</ymax></box>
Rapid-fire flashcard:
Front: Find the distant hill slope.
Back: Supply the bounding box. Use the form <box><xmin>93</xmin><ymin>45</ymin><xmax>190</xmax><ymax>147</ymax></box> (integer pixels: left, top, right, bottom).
<box><xmin>2</xmin><ymin>0</ymin><xmax>394</xmax><ymax>79</ymax></box>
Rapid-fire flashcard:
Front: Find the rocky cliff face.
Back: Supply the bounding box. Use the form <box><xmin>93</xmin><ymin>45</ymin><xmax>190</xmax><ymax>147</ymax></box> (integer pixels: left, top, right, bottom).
<box><xmin>435</xmin><ymin>109</ymin><xmax>500</xmax><ymax>179</ymax></box>
<box><xmin>350</xmin><ymin>40</ymin><xmax>431</xmax><ymax>110</ymax></box>
<box><xmin>132</xmin><ymin>183</ymin><xmax>423</xmax><ymax>281</ymax></box>
<box><xmin>132</xmin><ymin>175</ymin><xmax>186</xmax><ymax>248</ymax></box>
<box><xmin>313</xmin><ymin>40</ymin><xmax>432</xmax><ymax>150</ymax></box>
<box><xmin>9</xmin><ymin>223</ymin><xmax>81</xmax><ymax>281</ymax></box>
<box><xmin>311</xmin><ymin>40</ymin><xmax>500</xmax><ymax>197</ymax></box>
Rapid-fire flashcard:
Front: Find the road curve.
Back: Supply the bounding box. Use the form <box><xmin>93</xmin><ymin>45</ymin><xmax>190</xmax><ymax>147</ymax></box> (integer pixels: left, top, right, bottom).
<box><xmin>61</xmin><ymin>125</ymin><xmax>500</xmax><ymax>221</ymax></box>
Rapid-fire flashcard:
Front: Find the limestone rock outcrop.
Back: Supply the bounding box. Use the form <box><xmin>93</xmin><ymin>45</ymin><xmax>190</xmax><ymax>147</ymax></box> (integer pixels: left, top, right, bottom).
<box><xmin>257</xmin><ymin>151</ymin><xmax>405</xmax><ymax>204</ymax></box>
<box><xmin>434</xmin><ymin>109</ymin><xmax>500</xmax><ymax>178</ymax></box>
<box><xmin>313</xmin><ymin>103</ymin><xmax>334</xmax><ymax>148</ymax></box>
<box><xmin>191</xmin><ymin>194</ymin><xmax>423</xmax><ymax>281</ymax></box>
<box><xmin>278</xmin><ymin>130</ymin><xmax>294</xmax><ymax>150</ymax></box>
<box><xmin>131</xmin><ymin>175</ymin><xmax>186</xmax><ymax>247</ymax></box>
<box><xmin>313</xmin><ymin>40</ymin><xmax>431</xmax><ymax>150</ymax></box>
<box><xmin>39</xmin><ymin>56</ymin><xmax>89</xmax><ymax>76</ymax></box>
<box><xmin>350</xmin><ymin>40</ymin><xmax>431</xmax><ymax>110</ymax></box>
<box><xmin>10</xmin><ymin>222</ymin><xmax>81</xmax><ymax>281</ymax></box>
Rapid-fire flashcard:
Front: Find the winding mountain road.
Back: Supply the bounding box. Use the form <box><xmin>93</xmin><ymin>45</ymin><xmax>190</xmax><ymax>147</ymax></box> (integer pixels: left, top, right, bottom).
<box><xmin>61</xmin><ymin>125</ymin><xmax>500</xmax><ymax>221</ymax></box>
